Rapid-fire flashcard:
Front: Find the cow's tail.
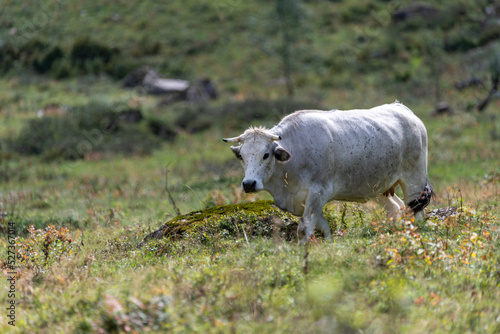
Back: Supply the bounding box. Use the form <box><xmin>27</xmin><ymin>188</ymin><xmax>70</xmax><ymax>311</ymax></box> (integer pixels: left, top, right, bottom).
<box><xmin>408</xmin><ymin>177</ymin><xmax>434</xmax><ymax>214</ymax></box>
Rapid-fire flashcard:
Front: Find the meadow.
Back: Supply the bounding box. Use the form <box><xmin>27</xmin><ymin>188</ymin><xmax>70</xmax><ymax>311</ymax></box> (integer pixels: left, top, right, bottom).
<box><xmin>1</xmin><ymin>0</ymin><xmax>500</xmax><ymax>333</ymax></box>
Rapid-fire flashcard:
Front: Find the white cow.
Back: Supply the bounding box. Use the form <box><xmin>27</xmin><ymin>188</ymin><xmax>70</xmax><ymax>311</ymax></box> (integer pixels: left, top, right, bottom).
<box><xmin>223</xmin><ymin>102</ymin><xmax>433</xmax><ymax>243</ymax></box>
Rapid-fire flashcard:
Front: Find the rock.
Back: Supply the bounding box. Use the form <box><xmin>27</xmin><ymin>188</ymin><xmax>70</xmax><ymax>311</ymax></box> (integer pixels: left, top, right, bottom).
<box><xmin>144</xmin><ymin>77</ymin><xmax>190</xmax><ymax>95</ymax></box>
<box><xmin>392</xmin><ymin>4</ymin><xmax>440</xmax><ymax>22</ymax></box>
<box><xmin>118</xmin><ymin>109</ymin><xmax>143</xmax><ymax>123</ymax></box>
<box><xmin>123</xmin><ymin>67</ymin><xmax>218</xmax><ymax>104</ymax></box>
<box><xmin>136</xmin><ymin>200</ymin><xmax>294</xmax><ymax>248</ymax></box>
<box><xmin>433</xmin><ymin>101</ymin><xmax>453</xmax><ymax>116</ymax></box>
<box><xmin>455</xmin><ymin>77</ymin><xmax>484</xmax><ymax>90</ymax></box>
<box><xmin>427</xmin><ymin>206</ymin><xmax>476</xmax><ymax>220</ymax></box>
<box><xmin>122</xmin><ymin>66</ymin><xmax>156</xmax><ymax>88</ymax></box>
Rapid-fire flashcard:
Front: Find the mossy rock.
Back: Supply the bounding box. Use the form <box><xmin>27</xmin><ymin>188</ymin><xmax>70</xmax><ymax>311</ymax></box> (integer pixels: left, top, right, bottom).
<box><xmin>137</xmin><ymin>200</ymin><xmax>298</xmax><ymax>248</ymax></box>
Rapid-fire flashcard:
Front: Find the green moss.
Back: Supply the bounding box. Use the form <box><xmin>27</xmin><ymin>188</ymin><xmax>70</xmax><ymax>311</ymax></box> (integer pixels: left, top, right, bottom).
<box><xmin>138</xmin><ymin>200</ymin><xmax>282</xmax><ymax>247</ymax></box>
<box><xmin>172</xmin><ymin>200</ymin><xmax>275</xmax><ymax>223</ymax></box>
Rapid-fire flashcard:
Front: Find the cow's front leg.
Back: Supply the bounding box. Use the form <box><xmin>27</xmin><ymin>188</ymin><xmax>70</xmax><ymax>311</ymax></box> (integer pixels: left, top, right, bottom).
<box><xmin>297</xmin><ymin>216</ymin><xmax>314</xmax><ymax>244</ymax></box>
<box><xmin>297</xmin><ymin>190</ymin><xmax>330</xmax><ymax>243</ymax></box>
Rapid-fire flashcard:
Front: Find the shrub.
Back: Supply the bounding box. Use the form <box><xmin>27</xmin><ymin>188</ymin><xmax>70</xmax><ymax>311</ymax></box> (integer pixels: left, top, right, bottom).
<box><xmin>33</xmin><ymin>46</ymin><xmax>65</xmax><ymax>74</ymax></box>
<box><xmin>147</xmin><ymin>117</ymin><xmax>177</xmax><ymax>141</ymax></box>
<box><xmin>339</xmin><ymin>0</ymin><xmax>379</xmax><ymax>23</ymax></box>
<box><xmin>104</xmin><ymin>57</ymin><xmax>141</xmax><ymax>80</ymax></box>
<box><xmin>70</xmin><ymin>36</ymin><xmax>120</xmax><ymax>75</ymax></box>
<box><xmin>15</xmin><ymin>224</ymin><xmax>76</xmax><ymax>272</ymax></box>
<box><xmin>0</xmin><ymin>43</ymin><xmax>19</xmax><ymax>74</ymax></box>
<box><xmin>173</xmin><ymin>105</ymin><xmax>215</xmax><ymax>133</ymax></box>
<box><xmin>155</xmin><ymin>98</ymin><xmax>323</xmax><ymax>135</ymax></box>
<box><xmin>479</xmin><ymin>25</ymin><xmax>500</xmax><ymax>46</ymax></box>
<box><xmin>12</xmin><ymin>98</ymin><xmax>322</xmax><ymax>160</ymax></box>
<box><xmin>0</xmin><ymin>36</ymin><xmax>130</xmax><ymax>79</ymax></box>
<box><xmin>213</xmin><ymin>98</ymin><xmax>325</xmax><ymax>130</ymax></box>
<box><xmin>17</xmin><ymin>38</ymin><xmax>49</xmax><ymax>68</ymax></box>
<box><xmin>444</xmin><ymin>23</ymin><xmax>480</xmax><ymax>52</ymax></box>
<box><xmin>12</xmin><ymin>102</ymin><xmax>163</xmax><ymax>160</ymax></box>
<box><xmin>0</xmin><ymin>38</ymin><xmax>67</xmax><ymax>75</ymax></box>
<box><xmin>131</xmin><ymin>36</ymin><xmax>162</xmax><ymax>57</ymax></box>
<box><xmin>51</xmin><ymin>57</ymin><xmax>73</xmax><ymax>79</ymax></box>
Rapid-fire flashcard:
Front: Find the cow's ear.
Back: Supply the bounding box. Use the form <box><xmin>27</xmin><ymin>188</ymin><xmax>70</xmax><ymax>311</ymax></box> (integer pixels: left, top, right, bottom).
<box><xmin>230</xmin><ymin>146</ymin><xmax>242</xmax><ymax>160</ymax></box>
<box><xmin>274</xmin><ymin>146</ymin><xmax>291</xmax><ymax>162</ymax></box>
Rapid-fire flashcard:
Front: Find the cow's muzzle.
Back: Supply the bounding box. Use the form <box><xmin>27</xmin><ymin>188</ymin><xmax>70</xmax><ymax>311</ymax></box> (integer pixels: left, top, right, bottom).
<box><xmin>242</xmin><ymin>180</ymin><xmax>257</xmax><ymax>193</ymax></box>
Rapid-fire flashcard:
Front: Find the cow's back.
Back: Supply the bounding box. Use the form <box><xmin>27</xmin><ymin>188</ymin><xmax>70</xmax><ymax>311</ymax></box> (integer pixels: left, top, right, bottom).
<box><xmin>270</xmin><ymin>102</ymin><xmax>427</xmax><ymax>201</ymax></box>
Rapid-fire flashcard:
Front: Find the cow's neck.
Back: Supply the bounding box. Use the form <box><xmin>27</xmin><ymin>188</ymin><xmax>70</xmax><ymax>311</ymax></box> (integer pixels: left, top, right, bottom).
<box><xmin>264</xmin><ymin>165</ymin><xmax>306</xmax><ymax>216</ymax></box>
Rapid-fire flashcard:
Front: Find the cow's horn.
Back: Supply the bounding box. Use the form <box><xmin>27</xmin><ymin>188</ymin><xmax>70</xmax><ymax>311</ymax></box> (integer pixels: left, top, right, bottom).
<box><xmin>222</xmin><ymin>136</ymin><xmax>242</xmax><ymax>143</ymax></box>
<box><xmin>270</xmin><ymin>134</ymin><xmax>281</xmax><ymax>141</ymax></box>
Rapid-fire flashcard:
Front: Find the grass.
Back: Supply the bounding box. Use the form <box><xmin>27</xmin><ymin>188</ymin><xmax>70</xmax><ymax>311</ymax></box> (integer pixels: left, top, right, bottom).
<box><xmin>1</xmin><ymin>0</ymin><xmax>500</xmax><ymax>332</ymax></box>
<box><xmin>1</xmin><ymin>202</ymin><xmax>498</xmax><ymax>333</ymax></box>
<box><xmin>1</xmin><ymin>81</ymin><xmax>499</xmax><ymax>334</ymax></box>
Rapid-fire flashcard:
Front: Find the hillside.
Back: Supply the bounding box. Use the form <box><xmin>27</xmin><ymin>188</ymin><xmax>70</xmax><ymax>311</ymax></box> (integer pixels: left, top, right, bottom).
<box><xmin>1</xmin><ymin>0</ymin><xmax>500</xmax><ymax>104</ymax></box>
<box><xmin>1</xmin><ymin>0</ymin><xmax>499</xmax><ymax>191</ymax></box>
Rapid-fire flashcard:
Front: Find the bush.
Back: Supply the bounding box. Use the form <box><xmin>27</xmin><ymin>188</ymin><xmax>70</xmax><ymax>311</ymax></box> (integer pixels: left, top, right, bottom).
<box><xmin>155</xmin><ymin>98</ymin><xmax>323</xmax><ymax>135</ymax></box>
<box><xmin>15</xmin><ymin>224</ymin><xmax>76</xmax><ymax>272</ymax></box>
<box><xmin>0</xmin><ymin>43</ymin><xmax>19</xmax><ymax>74</ymax></box>
<box><xmin>104</xmin><ymin>57</ymin><xmax>141</xmax><ymax>80</ymax></box>
<box><xmin>214</xmin><ymin>98</ymin><xmax>325</xmax><ymax>129</ymax></box>
<box><xmin>131</xmin><ymin>36</ymin><xmax>162</xmax><ymax>57</ymax></box>
<box><xmin>52</xmin><ymin>57</ymin><xmax>74</xmax><ymax>79</ymax></box>
<box><xmin>0</xmin><ymin>36</ymin><xmax>131</xmax><ymax>79</ymax></box>
<box><xmin>444</xmin><ymin>24</ymin><xmax>480</xmax><ymax>52</ymax></box>
<box><xmin>0</xmin><ymin>38</ymin><xmax>67</xmax><ymax>76</ymax></box>
<box><xmin>479</xmin><ymin>25</ymin><xmax>500</xmax><ymax>48</ymax></box>
<box><xmin>173</xmin><ymin>105</ymin><xmax>215</xmax><ymax>133</ymax></box>
<box><xmin>17</xmin><ymin>38</ymin><xmax>49</xmax><ymax>68</ymax></box>
<box><xmin>12</xmin><ymin>98</ymin><xmax>322</xmax><ymax>160</ymax></box>
<box><xmin>12</xmin><ymin>102</ymin><xmax>163</xmax><ymax>160</ymax></box>
<box><xmin>147</xmin><ymin>117</ymin><xmax>177</xmax><ymax>141</ymax></box>
<box><xmin>70</xmin><ymin>36</ymin><xmax>120</xmax><ymax>75</ymax></box>
<box><xmin>339</xmin><ymin>0</ymin><xmax>379</xmax><ymax>23</ymax></box>
<box><xmin>33</xmin><ymin>46</ymin><xmax>65</xmax><ymax>74</ymax></box>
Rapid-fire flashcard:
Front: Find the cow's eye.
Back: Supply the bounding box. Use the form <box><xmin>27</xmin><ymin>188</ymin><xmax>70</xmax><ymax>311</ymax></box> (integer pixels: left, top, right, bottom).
<box><xmin>263</xmin><ymin>153</ymin><xmax>270</xmax><ymax>160</ymax></box>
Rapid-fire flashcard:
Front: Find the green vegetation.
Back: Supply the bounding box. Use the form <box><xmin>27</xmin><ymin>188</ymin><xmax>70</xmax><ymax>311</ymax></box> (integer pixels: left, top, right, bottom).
<box><xmin>11</xmin><ymin>102</ymin><xmax>164</xmax><ymax>160</ymax></box>
<box><xmin>0</xmin><ymin>0</ymin><xmax>499</xmax><ymax>333</ymax></box>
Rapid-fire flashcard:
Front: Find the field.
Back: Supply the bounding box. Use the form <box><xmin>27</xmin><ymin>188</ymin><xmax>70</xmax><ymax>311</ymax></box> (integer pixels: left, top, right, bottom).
<box><xmin>1</xmin><ymin>0</ymin><xmax>500</xmax><ymax>333</ymax></box>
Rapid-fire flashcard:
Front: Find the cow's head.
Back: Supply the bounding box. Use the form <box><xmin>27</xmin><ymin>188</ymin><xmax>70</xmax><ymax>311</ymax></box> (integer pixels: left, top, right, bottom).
<box><xmin>223</xmin><ymin>127</ymin><xmax>291</xmax><ymax>193</ymax></box>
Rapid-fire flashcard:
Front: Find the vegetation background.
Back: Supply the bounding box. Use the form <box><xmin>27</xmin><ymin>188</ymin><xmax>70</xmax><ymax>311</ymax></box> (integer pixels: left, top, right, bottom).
<box><xmin>0</xmin><ymin>0</ymin><xmax>499</xmax><ymax>333</ymax></box>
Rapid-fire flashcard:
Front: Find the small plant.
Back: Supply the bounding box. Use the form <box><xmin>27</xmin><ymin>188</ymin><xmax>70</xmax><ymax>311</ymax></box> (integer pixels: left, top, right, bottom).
<box><xmin>15</xmin><ymin>224</ymin><xmax>76</xmax><ymax>271</ymax></box>
<box><xmin>373</xmin><ymin>210</ymin><xmax>496</xmax><ymax>269</ymax></box>
<box><xmin>94</xmin><ymin>294</ymin><xmax>173</xmax><ymax>333</ymax></box>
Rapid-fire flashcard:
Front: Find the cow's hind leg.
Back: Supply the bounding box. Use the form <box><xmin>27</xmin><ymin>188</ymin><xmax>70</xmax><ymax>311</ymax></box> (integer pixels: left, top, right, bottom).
<box><xmin>392</xmin><ymin>194</ymin><xmax>405</xmax><ymax>211</ymax></box>
<box><xmin>400</xmin><ymin>176</ymin><xmax>433</xmax><ymax>221</ymax></box>
<box><xmin>407</xmin><ymin>177</ymin><xmax>433</xmax><ymax>213</ymax></box>
<box><xmin>374</xmin><ymin>195</ymin><xmax>403</xmax><ymax>221</ymax></box>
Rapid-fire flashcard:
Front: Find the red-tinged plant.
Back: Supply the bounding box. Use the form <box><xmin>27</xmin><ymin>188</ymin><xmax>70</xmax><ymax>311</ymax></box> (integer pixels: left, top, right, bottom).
<box><xmin>375</xmin><ymin>209</ymin><xmax>495</xmax><ymax>269</ymax></box>
<box><xmin>15</xmin><ymin>224</ymin><xmax>76</xmax><ymax>271</ymax></box>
